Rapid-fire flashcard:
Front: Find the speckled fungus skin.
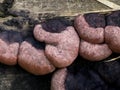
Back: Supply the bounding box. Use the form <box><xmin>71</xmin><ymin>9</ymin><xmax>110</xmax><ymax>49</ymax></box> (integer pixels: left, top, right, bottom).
<box><xmin>18</xmin><ymin>37</ymin><xmax>55</xmax><ymax>75</ymax></box>
<box><xmin>105</xmin><ymin>11</ymin><xmax>120</xmax><ymax>53</ymax></box>
<box><xmin>74</xmin><ymin>13</ymin><xmax>113</xmax><ymax>61</ymax></box>
<box><xmin>79</xmin><ymin>40</ymin><xmax>112</xmax><ymax>61</ymax></box>
<box><xmin>51</xmin><ymin>68</ymin><xmax>67</xmax><ymax>90</ymax></box>
<box><xmin>74</xmin><ymin>13</ymin><xmax>105</xmax><ymax>44</ymax></box>
<box><xmin>105</xmin><ymin>26</ymin><xmax>120</xmax><ymax>53</ymax></box>
<box><xmin>0</xmin><ymin>30</ymin><xmax>23</xmax><ymax>65</ymax></box>
<box><xmin>34</xmin><ymin>19</ymin><xmax>79</xmax><ymax>68</ymax></box>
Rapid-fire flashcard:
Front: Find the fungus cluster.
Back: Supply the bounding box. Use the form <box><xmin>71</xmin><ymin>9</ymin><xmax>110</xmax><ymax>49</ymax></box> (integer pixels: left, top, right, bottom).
<box><xmin>0</xmin><ymin>18</ymin><xmax>79</xmax><ymax>75</ymax></box>
<box><xmin>51</xmin><ymin>11</ymin><xmax>120</xmax><ymax>90</ymax></box>
<box><xmin>74</xmin><ymin>11</ymin><xmax>120</xmax><ymax>61</ymax></box>
<box><xmin>0</xmin><ymin>9</ymin><xmax>120</xmax><ymax>78</ymax></box>
<box><xmin>34</xmin><ymin>19</ymin><xmax>79</xmax><ymax>68</ymax></box>
<box><xmin>18</xmin><ymin>37</ymin><xmax>55</xmax><ymax>75</ymax></box>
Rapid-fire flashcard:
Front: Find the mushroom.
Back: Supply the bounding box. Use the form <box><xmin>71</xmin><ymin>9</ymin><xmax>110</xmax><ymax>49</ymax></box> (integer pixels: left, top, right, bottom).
<box><xmin>74</xmin><ymin>13</ymin><xmax>105</xmax><ymax>44</ymax></box>
<box><xmin>0</xmin><ymin>30</ymin><xmax>22</xmax><ymax>65</ymax></box>
<box><xmin>18</xmin><ymin>37</ymin><xmax>55</xmax><ymax>75</ymax></box>
<box><xmin>34</xmin><ymin>19</ymin><xmax>79</xmax><ymax>68</ymax></box>
<box><xmin>79</xmin><ymin>40</ymin><xmax>112</xmax><ymax>61</ymax></box>
<box><xmin>105</xmin><ymin>26</ymin><xmax>120</xmax><ymax>53</ymax></box>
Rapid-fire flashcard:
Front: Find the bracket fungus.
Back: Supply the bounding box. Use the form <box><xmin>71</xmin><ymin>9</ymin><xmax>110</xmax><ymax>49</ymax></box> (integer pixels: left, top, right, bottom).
<box><xmin>105</xmin><ymin>11</ymin><xmax>120</xmax><ymax>53</ymax></box>
<box><xmin>79</xmin><ymin>40</ymin><xmax>112</xmax><ymax>61</ymax></box>
<box><xmin>74</xmin><ymin>13</ymin><xmax>105</xmax><ymax>44</ymax></box>
<box><xmin>18</xmin><ymin>37</ymin><xmax>55</xmax><ymax>75</ymax></box>
<box><xmin>105</xmin><ymin>26</ymin><xmax>120</xmax><ymax>53</ymax></box>
<box><xmin>34</xmin><ymin>19</ymin><xmax>79</xmax><ymax>68</ymax></box>
<box><xmin>0</xmin><ymin>30</ymin><xmax>22</xmax><ymax>65</ymax></box>
<box><xmin>74</xmin><ymin>13</ymin><xmax>113</xmax><ymax>61</ymax></box>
